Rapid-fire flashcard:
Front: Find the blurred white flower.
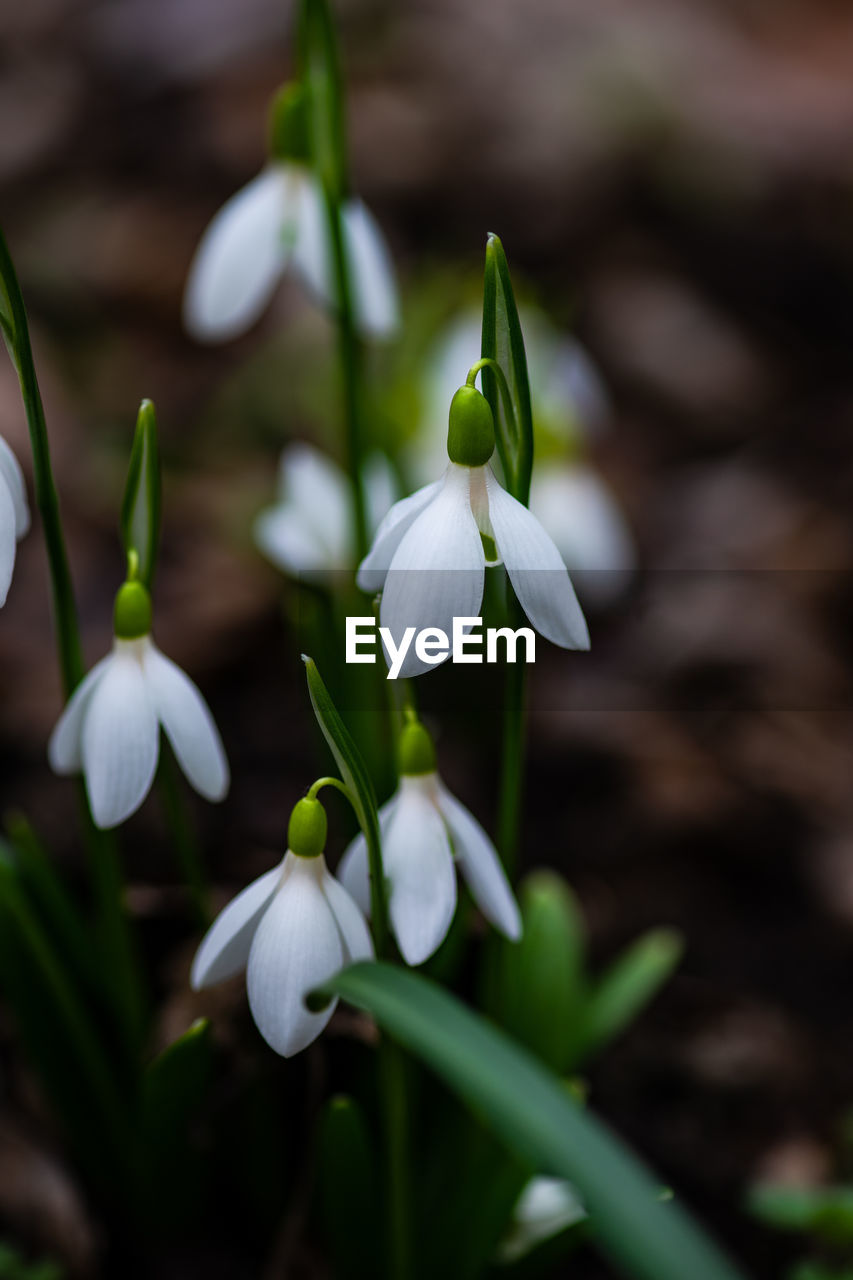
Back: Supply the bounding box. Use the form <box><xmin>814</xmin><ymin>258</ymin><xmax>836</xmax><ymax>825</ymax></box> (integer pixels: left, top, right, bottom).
<box><xmin>183</xmin><ymin>164</ymin><xmax>399</xmax><ymax>342</ymax></box>
<box><xmin>499</xmin><ymin>1177</ymin><xmax>587</xmax><ymax>1264</ymax></box>
<box><xmin>0</xmin><ymin>435</ymin><xmax>30</xmax><ymax>606</ymax></box>
<box><xmin>191</xmin><ymin>847</ymin><xmax>372</xmax><ymax>1057</ymax></box>
<box><xmin>530</xmin><ymin>462</ymin><xmax>635</xmax><ymax>607</ymax></box>
<box><xmin>338</xmin><ymin>760</ymin><xmax>520</xmax><ymax>965</ymax></box>
<box><xmin>48</xmin><ymin>622</ymin><xmax>229</xmax><ymax>830</ymax></box>
<box><xmin>254</xmin><ymin>443</ymin><xmax>397</xmax><ymax>580</ymax></box>
<box><xmin>357</xmin><ymin>459</ymin><xmax>589</xmax><ymax>679</ymax></box>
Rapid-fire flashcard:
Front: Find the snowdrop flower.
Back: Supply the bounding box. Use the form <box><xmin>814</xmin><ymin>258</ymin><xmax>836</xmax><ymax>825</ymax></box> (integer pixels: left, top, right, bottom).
<box><xmin>191</xmin><ymin>795</ymin><xmax>372</xmax><ymax>1057</ymax></box>
<box><xmin>408</xmin><ymin>309</ymin><xmax>634</xmax><ymax>607</ymax></box>
<box><xmin>358</xmin><ymin>384</ymin><xmax>589</xmax><ymax>678</ymax></box>
<box><xmin>254</xmin><ymin>443</ymin><xmax>397</xmax><ymax>580</ymax></box>
<box><xmin>183</xmin><ymin>86</ymin><xmax>398</xmax><ymax>343</ymax></box>
<box><xmin>499</xmin><ymin>1177</ymin><xmax>587</xmax><ymax>1263</ymax></box>
<box><xmin>338</xmin><ymin>720</ymin><xmax>520</xmax><ymax>965</ymax></box>
<box><xmin>0</xmin><ymin>435</ymin><xmax>30</xmax><ymax>606</ymax></box>
<box><xmin>48</xmin><ymin>581</ymin><xmax>229</xmax><ymax>829</ymax></box>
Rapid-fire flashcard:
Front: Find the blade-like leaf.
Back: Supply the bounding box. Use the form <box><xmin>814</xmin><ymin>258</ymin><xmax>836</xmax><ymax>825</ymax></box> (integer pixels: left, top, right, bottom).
<box><xmin>320</xmin><ymin>962</ymin><xmax>749</xmax><ymax>1280</ymax></box>
<box><xmin>303</xmin><ymin>656</ymin><xmax>387</xmax><ymax>950</ymax></box>
<box><xmin>575</xmin><ymin>928</ymin><xmax>683</xmax><ymax>1063</ymax></box>
<box><xmin>138</xmin><ymin>1019</ymin><xmax>213</xmax><ymax>1226</ymax></box>
<box><xmin>748</xmin><ymin>1184</ymin><xmax>853</xmax><ymax>1245</ymax></box>
<box><xmin>481</xmin><ymin>233</ymin><xmax>534</xmax><ymax>504</ymax></box>
<box><xmin>318</xmin><ymin>1095</ymin><xmax>380</xmax><ymax>1279</ymax></box>
<box><xmin>120</xmin><ymin>398</ymin><xmax>161</xmax><ymax>589</ymax></box>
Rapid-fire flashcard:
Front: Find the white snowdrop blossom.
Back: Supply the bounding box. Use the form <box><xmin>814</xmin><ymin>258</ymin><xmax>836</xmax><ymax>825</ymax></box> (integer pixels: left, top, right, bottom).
<box><xmin>406</xmin><ymin>308</ymin><xmax>635</xmax><ymax>607</ymax></box>
<box><xmin>183</xmin><ymin>163</ymin><xmax>399</xmax><ymax>343</ymax></box>
<box><xmin>48</xmin><ymin>584</ymin><xmax>229</xmax><ymax>830</ymax></box>
<box><xmin>254</xmin><ymin>443</ymin><xmax>397</xmax><ymax>580</ymax></box>
<box><xmin>0</xmin><ymin>435</ymin><xmax>31</xmax><ymax>606</ymax></box>
<box><xmin>338</xmin><ymin>723</ymin><xmax>520</xmax><ymax>965</ymax></box>
<box><xmin>499</xmin><ymin>1177</ymin><xmax>587</xmax><ymax>1263</ymax></box>
<box><xmin>191</xmin><ymin>798</ymin><xmax>373</xmax><ymax>1057</ymax></box>
<box><xmin>357</xmin><ymin>386</ymin><xmax>589</xmax><ymax>679</ymax></box>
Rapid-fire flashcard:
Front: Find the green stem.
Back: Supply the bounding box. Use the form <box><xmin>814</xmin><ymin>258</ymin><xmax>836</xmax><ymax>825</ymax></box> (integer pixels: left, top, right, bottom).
<box><xmin>0</xmin><ymin>228</ymin><xmax>144</xmax><ymax>1046</ymax></box>
<box><xmin>496</xmin><ymin>592</ymin><xmax>528</xmax><ymax>876</ymax></box>
<box><xmin>321</xmin><ymin>185</ymin><xmax>368</xmax><ymax>560</ymax></box>
<box><xmin>0</xmin><ymin>230</ymin><xmax>83</xmax><ymax>696</ymax></box>
<box><xmin>157</xmin><ymin>748</ymin><xmax>211</xmax><ymax>929</ymax></box>
<box><xmin>380</xmin><ymin>1036</ymin><xmax>411</xmax><ymax>1280</ymax></box>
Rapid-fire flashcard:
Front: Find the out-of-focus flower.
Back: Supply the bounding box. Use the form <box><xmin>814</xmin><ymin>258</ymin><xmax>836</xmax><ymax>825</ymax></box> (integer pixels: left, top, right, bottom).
<box><xmin>357</xmin><ymin>386</ymin><xmax>589</xmax><ymax>678</ymax></box>
<box><xmin>254</xmin><ymin>443</ymin><xmax>397</xmax><ymax>580</ymax></box>
<box><xmin>338</xmin><ymin>720</ymin><xmax>520</xmax><ymax>964</ymax></box>
<box><xmin>48</xmin><ymin>582</ymin><xmax>229</xmax><ymax>829</ymax></box>
<box><xmin>499</xmin><ymin>1177</ymin><xmax>587</xmax><ymax>1263</ymax></box>
<box><xmin>191</xmin><ymin>796</ymin><xmax>372</xmax><ymax>1057</ymax></box>
<box><xmin>0</xmin><ymin>436</ymin><xmax>30</xmax><ymax>606</ymax></box>
<box><xmin>408</xmin><ymin>308</ymin><xmax>635</xmax><ymax>606</ymax></box>
<box><xmin>183</xmin><ymin>164</ymin><xmax>399</xmax><ymax>343</ymax></box>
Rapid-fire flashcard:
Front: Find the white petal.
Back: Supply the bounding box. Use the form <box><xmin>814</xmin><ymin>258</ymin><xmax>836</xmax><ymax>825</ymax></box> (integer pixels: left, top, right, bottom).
<box><xmin>530</xmin><ymin>464</ymin><xmax>635</xmax><ymax>606</ymax></box>
<box><xmin>0</xmin><ymin>437</ymin><xmax>30</xmax><ymax>538</ymax></box>
<box><xmin>143</xmin><ymin>644</ymin><xmax>229</xmax><ymax>802</ymax></box>
<box><xmin>379</xmin><ymin>465</ymin><xmax>484</xmax><ymax>678</ymax></box>
<box><xmin>383</xmin><ymin>777</ymin><xmax>456</xmax><ymax>965</ymax></box>
<box><xmin>335</xmin><ymin>797</ymin><xmax>397</xmax><ymax>916</ymax></box>
<box><xmin>502</xmin><ymin>1177</ymin><xmax>587</xmax><ymax>1263</ymax></box>
<box><xmin>343</xmin><ymin>198</ymin><xmax>400</xmax><ymax>339</ymax></box>
<box><xmin>253</xmin><ymin>505</ymin><xmax>332</xmax><ymax>577</ymax></box>
<box><xmin>47</xmin><ymin>655</ymin><xmax>113</xmax><ymax>773</ymax></box>
<box><xmin>437</xmin><ymin>782</ymin><xmax>520</xmax><ymax>941</ymax></box>
<box><xmin>322</xmin><ymin>871</ymin><xmax>374</xmax><ymax>961</ymax></box>
<box><xmin>183</xmin><ymin>167</ymin><xmax>288</xmax><ymax>343</ymax></box>
<box><xmin>485</xmin><ymin>469</ymin><xmax>589</xmax><ymax>651</ymax></box>
<box><xmin>277</xmin><ymin>443</ymin><xmax>351</xmax><ymax>562</ymax></box>
<box><xmin>81</xmin><ymin>643</ymin><xmax>159</xmax><ymax>828</ymax></box>
<box><xmin>190</xmin><ymin>861</ymin><xmax>285</xmax><ymax>988</ymax></box>
<box><xmin>0</xmin><ymin>474</ymin><xmax>19</xmax><ymax>607</ymax></box>
<box><xmin>363</xmin><ymin>452</ymin><xmax>399</xmax><ymax>540</ymax></box>
<box><xmin>247</xmin><ymin>855</ymin><xmax>344</xmax><ymax>1057</ymax></box>
<box><xmin>356</xmin><ymin>478</ymin><xmax>444</xmax><ymax>594</ymax></box>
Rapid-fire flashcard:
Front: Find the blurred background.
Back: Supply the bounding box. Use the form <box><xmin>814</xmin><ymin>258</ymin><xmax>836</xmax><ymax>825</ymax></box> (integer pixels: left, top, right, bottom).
<box><xmin>2</xmin><ymin>0</ymin><xmax>853</xmax><ymax>1275</ymax></box>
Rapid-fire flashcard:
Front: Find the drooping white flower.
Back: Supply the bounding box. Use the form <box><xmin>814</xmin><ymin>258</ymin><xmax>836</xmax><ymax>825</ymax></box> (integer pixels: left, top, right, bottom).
<box><xmin>357</xmin><ymin>386</ymin><xmax>589</xmax><ymax>679</ymax></box>
<box><xmin>338</xmin><ymin>721</ymin><xmax>520</xmax><ymax>965</ymax></box>
<box><xmin>183</xmin><ymin>163</ymin><xmax>399</xmax><ymax>343</ymax></box>
<box><xmin>499</xmin><ymin>1177</ymin><xmax>587</xmax><ymax>1263</ymax></box>
<box><xmin>0</xmin><ymin>435</ymin><xmax>31</xmax><ymax>606</ymax></box>
<box><xmin>406</xmin><ymin>308</ymin><xmax>635</xmax><ymax>607</ymax></box>
<box><xmin>48</xmin><ymin>583</ymin><xmax>229</xmax><ymax>829</ymax></box>
<box><xmin>191</xmin><ymin>797</ymin><xmax>373</xmax><ymax>1057</ymax></box>
<box><xmin>253</xmin><ymin>443</ymin><xmax>397</xmax><ymax>580</ymax></box>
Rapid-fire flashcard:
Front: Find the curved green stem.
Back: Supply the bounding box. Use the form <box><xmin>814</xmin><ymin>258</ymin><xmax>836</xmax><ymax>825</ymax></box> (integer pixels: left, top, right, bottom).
<box><xmin>466</xmin><ymin>357</ymin><xmax>521</xmax><ymax>492</ymax></box>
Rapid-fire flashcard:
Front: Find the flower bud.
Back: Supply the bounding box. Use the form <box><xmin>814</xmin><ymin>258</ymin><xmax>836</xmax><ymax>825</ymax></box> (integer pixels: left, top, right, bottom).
<box><xmin>113</xmin><ymin>581</ymin><xmax>152</xmax><ymax>640</ymax></box>
<box><xmin>288</xmin><ymin>796</ymin><xmax>327</xmax><ymax>858</ymax></box>
<box><xmin>398</xmin><ymin>720</ymin><xmax>436</xmax><ymax>776</ymax></box>
<box><xmin>268</xmin><ymin>84</ymin><xmax>310</xmax><ymax>164</ymax></box>
<box><xmin>446</xmin><ymin>385</ymin><xmax>495</xmax><ymax>467</ymax></box>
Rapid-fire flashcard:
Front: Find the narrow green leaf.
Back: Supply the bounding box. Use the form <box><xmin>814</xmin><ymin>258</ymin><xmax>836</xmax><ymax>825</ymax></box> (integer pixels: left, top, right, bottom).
<box><xmin>748</xmin><ymin>1184</ymin><xmax>853</xmax><ymax>1245</ymax></box>
<box><xmin>303</xmin><ymin>656</ymin><xmax>387</xmax><ymax>950</ymax></box>
<box><xmin>481</xmin><ymin>233</ymin><xmax>534</xmax><ymax>504</ymax></box>
<box><xmin>318</xmin><ymin>1095</ymin><xmax>380</xmax><ymax>1279</ymax></box>
<box><xmin>297</xmin><ymin>0</ymin><xmax>348</xmax><ymax>200</ymax></box>
<box><xmin>138</xmin><ymin>1019</ymin><xmax>213</xmax><ymax>1224</ymax></box>
<box><xmin>0</xmin><ymin>859</ymin><xmax>133</xmax><ymax>1198</ymax></box>
<box><xmin>495</xmin><ymin>870</ymin><xmax>588</xmax><ymax>1071</ymax></box>
<box><xmin>321</xmin><ymin>962</ymin><xmax>749</xmax><ymax>1280</ymax></box>
<box><xmin>576</xmin><ymin>929</ymin><xmax>683</xmax><ymax>1063</ymax></box>
<box><xmin>120</xmin><ymin>398</ymin><xmax>161</xmax><ymax>589</ymax></box>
